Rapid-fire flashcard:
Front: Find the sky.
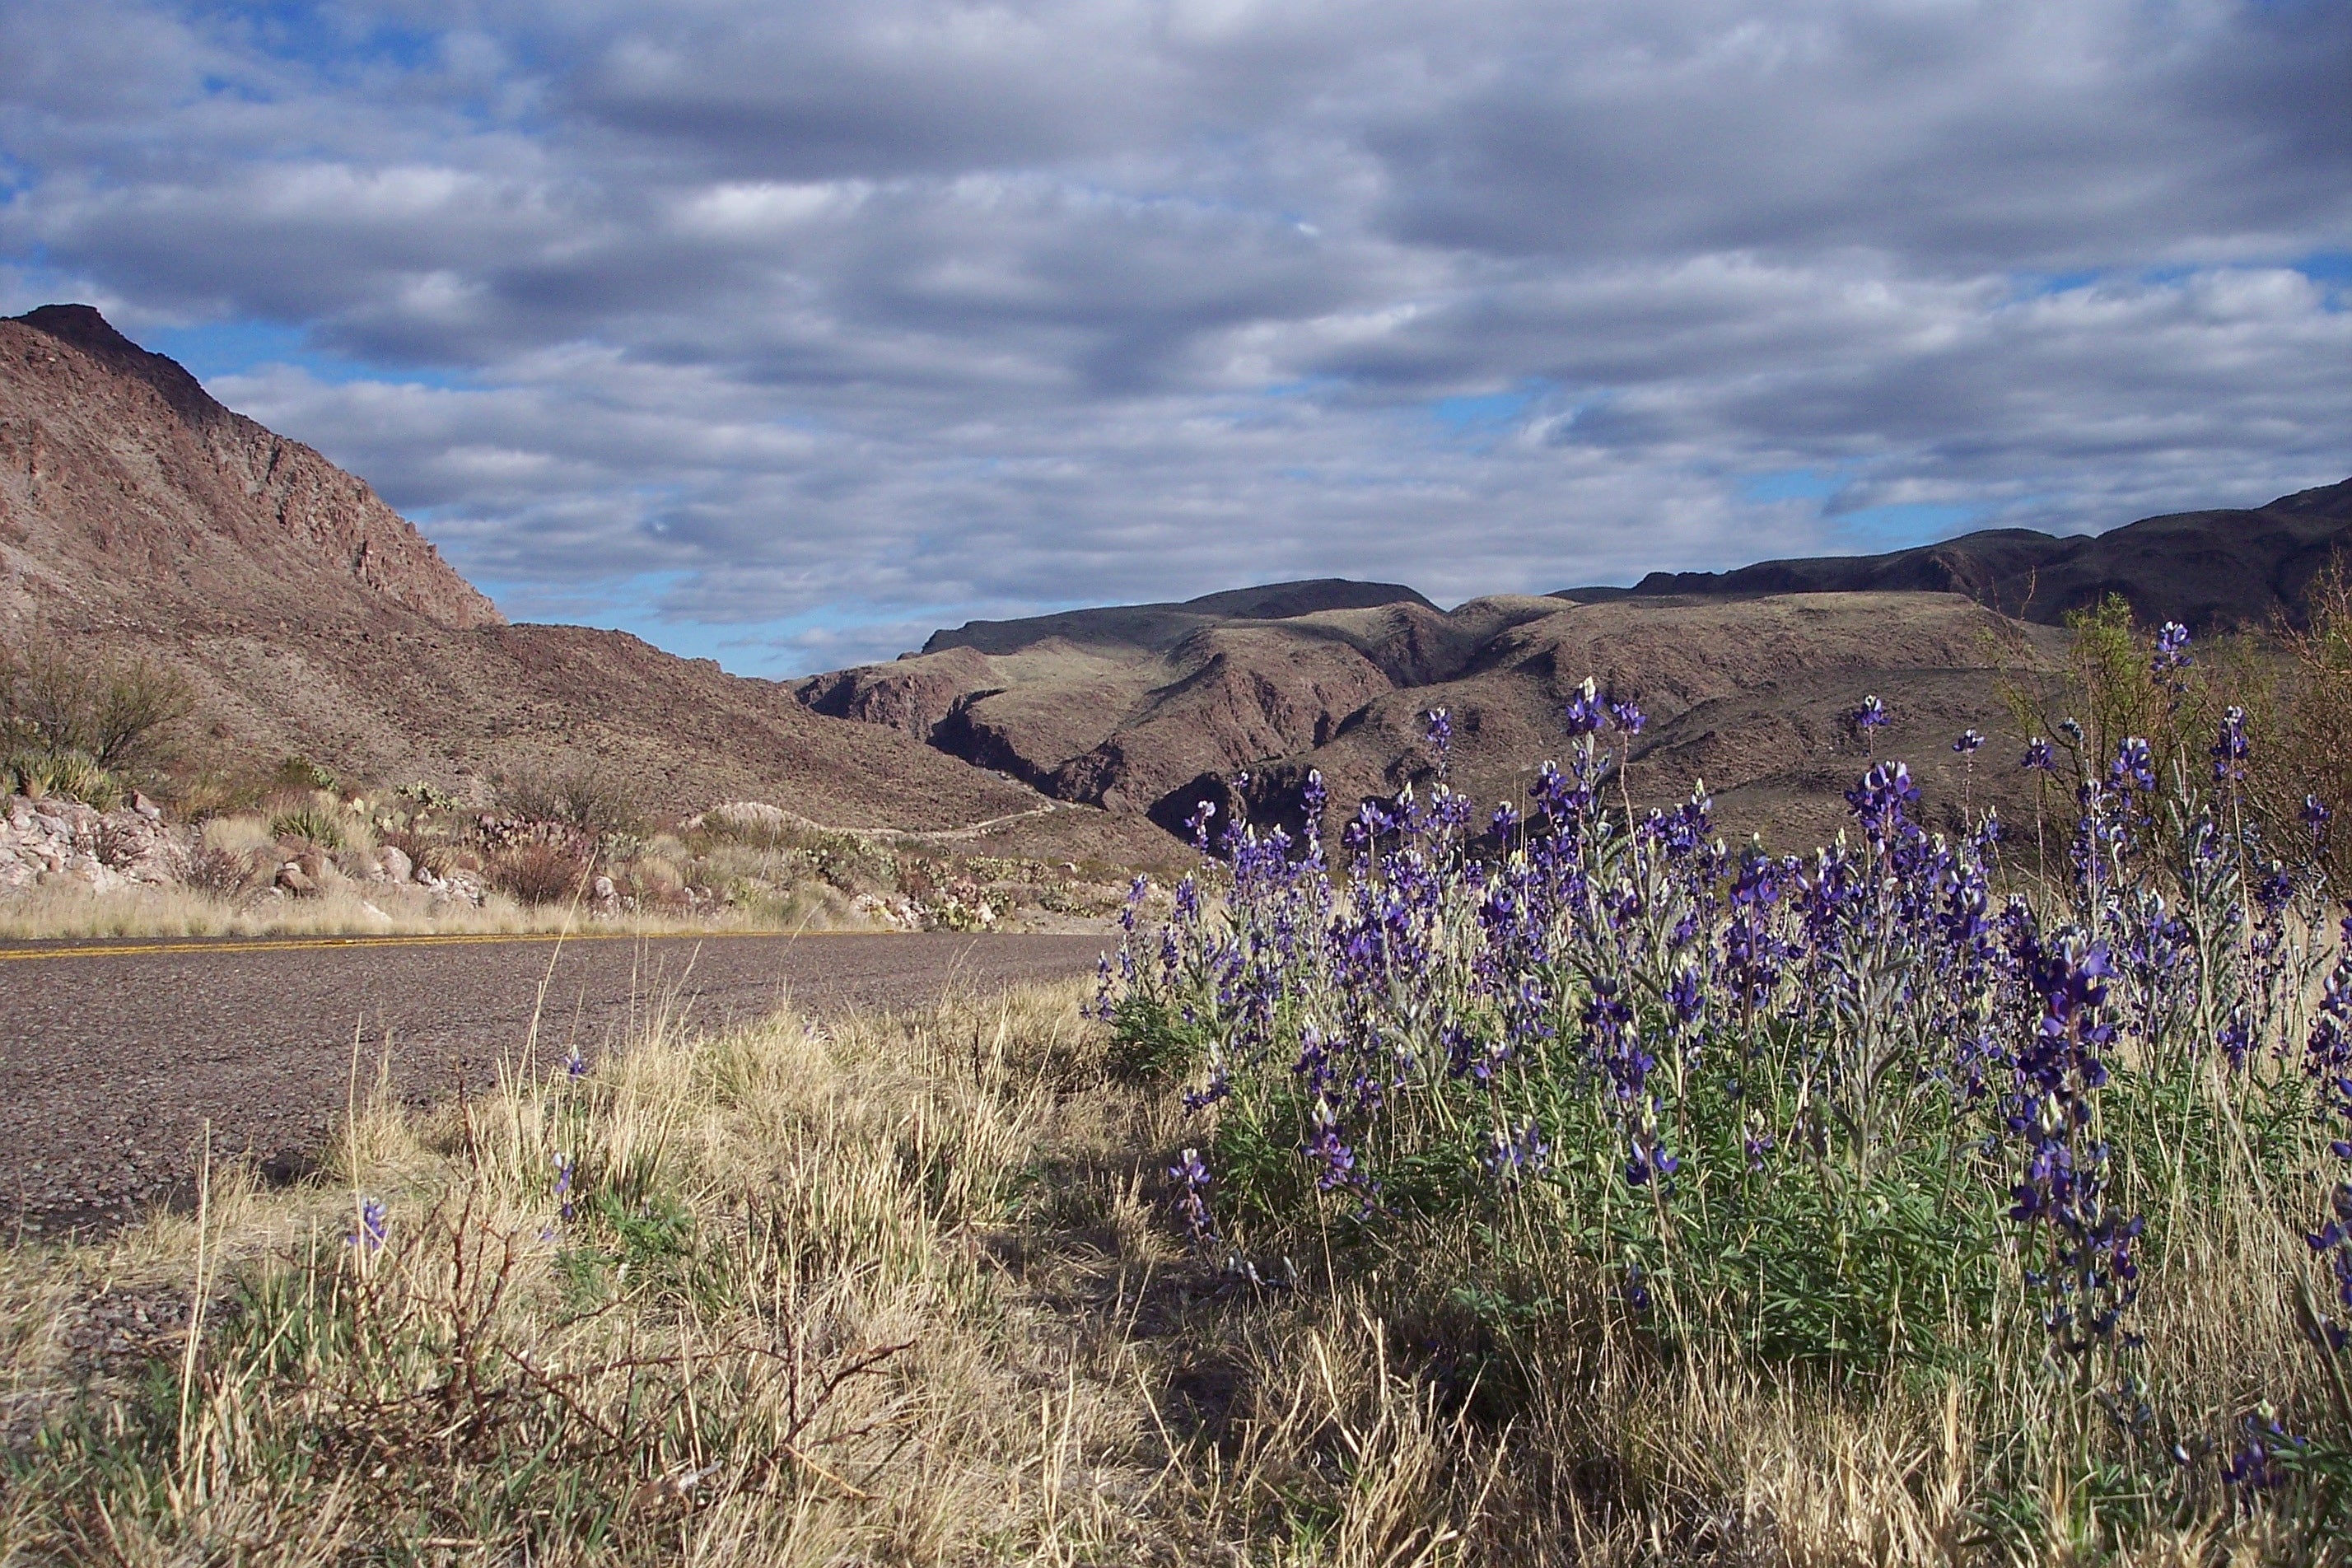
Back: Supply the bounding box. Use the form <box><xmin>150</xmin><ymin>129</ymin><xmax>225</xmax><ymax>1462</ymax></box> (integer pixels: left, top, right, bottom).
<box><xmin>2</xmin><ymin>1</ymin><xmax>2347</xmax><ymax>674</ymax></box>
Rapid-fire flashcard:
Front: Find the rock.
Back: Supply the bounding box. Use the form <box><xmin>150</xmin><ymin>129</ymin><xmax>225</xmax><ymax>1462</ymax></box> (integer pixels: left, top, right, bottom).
<box><xmin>376</xmin><ymin>844</ymin><xmax>413</xmax><ymax>884</ymax></box>
<box><xmin>276</xmin><ymin>861</ymin><xmax>314</xmax><ymax>895</ymax></box>
<box><xmin>131</xmin><ymin>791</ymin><xmax>161</xmax><ymax>821</ymax></box>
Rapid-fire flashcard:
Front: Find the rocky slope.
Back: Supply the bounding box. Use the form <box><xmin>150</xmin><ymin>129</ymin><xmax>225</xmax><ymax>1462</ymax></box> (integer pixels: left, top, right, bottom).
<box><xmin>0</xmin><ymin>305</ymin><xmax>502</xmax><ymax>632</ymax></box>
<box><xmin>0</xmin><ymin>306</ymin><xmax>1087</xmax><ymax>840</ymax></box>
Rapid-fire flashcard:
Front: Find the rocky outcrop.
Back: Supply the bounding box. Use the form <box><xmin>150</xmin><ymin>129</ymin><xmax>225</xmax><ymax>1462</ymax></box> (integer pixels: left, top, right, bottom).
<box><xmin>796</xmin><ymin>646</ymin><xmax>997</xmax><ymax>738</ymax></box>
<box><xmin>1</xmin><ymin>795</ymin><xmax>189</xmax><ymax>893</ymax></box>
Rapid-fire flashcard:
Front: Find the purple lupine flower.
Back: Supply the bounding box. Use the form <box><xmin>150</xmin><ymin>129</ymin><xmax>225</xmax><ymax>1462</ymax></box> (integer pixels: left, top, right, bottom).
<box><xmin>1169</xmin><ymin>1147</ymin><xmax>1215</xmax><ymax>1242</ymax></box>
<box><xmin>1850</xmin><ymin>695</ymin><xmax>1890</xmax><ymax>747</ymax></box>
<box><xmin>1564</xmin><ymin>678</ymin><xmax>1610</xmax><ymax>736</ymax></box>
<box><xmin>1608</xmin><ymin>696</ymin><xmax>1645</xmax><ymax>735</ymax></box>
<box><xmin>2150</xmin><ymin>622</ymin><xmax>2193</xmax><ymax>689</ymax></box>
<box><xmin>2110</xmin><ymin>737</ymin><xmax>2157</xmax><ymax>795</ymax></box>
<box><xmin>2021</xmin><ymin>736</ymin><xmax>2056</xmax><ymax>771</ymax></box>
<box><xmin>1953</xmin><ymin>730</ymin><xmax>1985</xmax><ymax>755</ymax></box>
<box><xmin>1845</xmin><ymin>761</ymin><xmax>1921</xmax><ymax>842</ymax></box>
<box><xmin>2304</xmin><ymin>795</ymin><xmax>2333</xmax><ymax>842</ymax></box>
<box><xmin>2219</xmin><ymin>1410</ymin><xmax>2303</xmax><ymax>1499</ymax></box>
<box><xmin>1482</xmin><ymin>1120</ymin><xmax>1551</xmax><ymax>1188</ymax></box>
<box><xmin>348</xmin><ymin>1197</ymin><xmax>389</xmax><ymax>1252</ymax></box>
<box><xmin>2210</xmin><ymin>707</ymin><xmax>2250</xmax><ymax>783</ymax></box>
<box><xmin>565</xmin><ymin>1045</ymin><xmax>588</xmax><ymax>1080</ymax></box>
<box><xmin>1302</xmin><ymin>1109</ymin><xmax>1359</xmax><ymax>1191</ymax></box>
<box><xmin>1424</xmin><ymin>707</ymin><xmax>1453</xmax><ymax>763</ymax></box>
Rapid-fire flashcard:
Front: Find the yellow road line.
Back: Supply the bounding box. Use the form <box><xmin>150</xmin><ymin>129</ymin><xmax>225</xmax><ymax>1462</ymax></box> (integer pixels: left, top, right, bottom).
<box><xmin>0</xmin><ymin>928</ymin><xmax>852</xmax><ymax>963</ymax></box>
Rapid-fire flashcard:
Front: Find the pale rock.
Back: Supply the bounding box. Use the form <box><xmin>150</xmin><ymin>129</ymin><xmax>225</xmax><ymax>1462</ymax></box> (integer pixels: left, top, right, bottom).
<box><xmin>376</xmin><ymin>844</ymin><xmax>413</xmax><ymax>884</ymax></box>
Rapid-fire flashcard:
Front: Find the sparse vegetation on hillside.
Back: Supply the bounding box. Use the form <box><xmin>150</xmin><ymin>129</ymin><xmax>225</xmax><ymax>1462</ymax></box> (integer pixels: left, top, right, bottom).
<box><xmin>3</xmin><ymin>756</ymin><xmax>1136</xmax><ymax>939</ymax></box>
<box><xmin>0</xmin><ymin>632</ymin><xmax>192</xmax><ymax>812</ymax></box>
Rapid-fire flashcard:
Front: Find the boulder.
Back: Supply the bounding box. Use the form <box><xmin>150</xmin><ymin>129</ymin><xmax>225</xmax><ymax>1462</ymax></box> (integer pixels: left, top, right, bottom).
<box><xmin>276</xmin><ymin>861</ymin><xmax>315</xmax><ymax>895</ymax></box>
<box><xmin>376</xmin><ymin>844</ymin><xmax>413</xmax><ymax>884</ymax></box>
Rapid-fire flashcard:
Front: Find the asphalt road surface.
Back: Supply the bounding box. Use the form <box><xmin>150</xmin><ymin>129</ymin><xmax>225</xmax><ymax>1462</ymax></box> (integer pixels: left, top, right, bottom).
<box><xmin>0</xmin><ymin>930</ymin><xmax>1111</xmax><ymax>1238</ymax></box>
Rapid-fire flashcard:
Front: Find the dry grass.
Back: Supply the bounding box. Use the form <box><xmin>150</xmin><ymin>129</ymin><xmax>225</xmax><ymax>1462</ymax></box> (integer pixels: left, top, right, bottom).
<box><xmin>0</xmin><ymin>883</ymin><xmax>889</xmax><ymax>941</ymax></box>
<box><xmin>0</xmin><ymin>984</ymin><xmax>2341</xmax><ymax>1565</ymax></box>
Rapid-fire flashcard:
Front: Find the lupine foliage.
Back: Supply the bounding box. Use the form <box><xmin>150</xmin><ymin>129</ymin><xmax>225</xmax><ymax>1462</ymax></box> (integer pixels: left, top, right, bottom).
<box><xmin>1106</xmin><ymin>620</ymin><xmax>2352</xmax><ymax>1547</ymax></box>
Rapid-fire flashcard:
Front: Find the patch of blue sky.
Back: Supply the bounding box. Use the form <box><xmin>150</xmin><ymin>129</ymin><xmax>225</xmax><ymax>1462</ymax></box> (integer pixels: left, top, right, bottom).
<box><xmin>1736</xmin><ymin>467</ymin><xmax>1847</xmax><ymax>504</ymax></box>
<box><xmin>2008</xmin><ymin>268</ymin><xmax>2108</xmax><ymax>300</ymax></box>
<box><xmin>147</xmin><ymin>319</ymin><xmax>475</xmax><ymax>390</ymax></box>
<box><xmin>2297</xmin><ymin>250</ymin><xmax>2352</xmax><ymax>283</ymax></box>
<box><xmin>194</xmin><ymin>1</ymin><xmax>442</xmax><ymax>77</ymax></box>
<box><xmin>1823</xmin><ymin>501</ymin><xmax>1985</xmax><ymax>548</ymax></box>
<box><xmin>1429</xmin><ymin>382</ymin><xmax>1544</xmax><ymax>432</ymax></box>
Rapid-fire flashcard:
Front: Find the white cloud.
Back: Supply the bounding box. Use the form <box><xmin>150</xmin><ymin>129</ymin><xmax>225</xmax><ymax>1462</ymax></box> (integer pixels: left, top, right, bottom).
<box><xmin>1</xmin><ymin>0</ymin><xmax>2345</xmax><ymax>673</ymax></box>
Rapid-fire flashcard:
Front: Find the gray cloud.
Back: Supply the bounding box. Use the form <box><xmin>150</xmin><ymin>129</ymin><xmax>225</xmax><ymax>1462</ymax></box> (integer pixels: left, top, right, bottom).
<box><xmin>2</xmin><ymin>0</ymin><xmax>2346</xmax><ymax>672</ymax></box>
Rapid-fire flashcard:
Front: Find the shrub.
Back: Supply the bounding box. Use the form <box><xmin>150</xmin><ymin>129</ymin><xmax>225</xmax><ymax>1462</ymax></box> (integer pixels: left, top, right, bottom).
<box><xmin>489</xmin><ymin>842</ymin><xmax>591</xmax><ymax>906</ymax></box>
<box><xmin>273</xmin><ymin>755</ymin><xmax>339</xmax><ymax>794</ymax></box>
<box><xmin>494</xmin><ymin>765</ymin><xmax>644</xmax><ymax>840</ymax></box>
<box><xmin>4</xmin><ymin>747</ymin><xmax>123</xmax><ymax>810</ymax></box>
<box><xmin>0</xmin><ymin>635</ymin><xmax>192</xmax><ymax>775</ymax></box>
<box><xmin>268</xmin><ymin>805</ymin><xmax>345</xmax><ymax>850</ymax></box>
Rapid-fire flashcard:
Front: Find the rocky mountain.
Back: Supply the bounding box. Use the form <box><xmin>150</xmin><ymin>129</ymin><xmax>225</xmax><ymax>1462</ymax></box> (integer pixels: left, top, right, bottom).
<box><xmin>801</xmin><ymin>482</ymin><xmax>2352</xmax><ymax>848</ymax></box>
<box><xmin>1</xmin><ymin>305</ymin><xmax>502</xmax><ymax>632</ymax></box>
<box><xmin>1584</xmin><ymin>479</ymin><xmax>2352</xmax><ymax>629</ymax></box>
<box><xmin>801</xmin><ymin>581</ymin><xmax>2074</xmax><ymax>849</ymax></box>
<box><xmin>0</xmin><ymin>306</ymin><xmax>1117</xmax><ymax>847</ymax></box>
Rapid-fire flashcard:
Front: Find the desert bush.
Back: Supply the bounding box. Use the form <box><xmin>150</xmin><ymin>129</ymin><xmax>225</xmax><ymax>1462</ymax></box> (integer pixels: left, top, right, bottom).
<box><xmin>183</xmin><ymin>842</ymin><xmax>259</xmax><ymax>896</ymax></box>
<box><xmin>267</xmin><ymin>805</ymin><xmax>344</xmax><ymax>851</ymax></box>
<box><xmin>495</xmin><ymin>764</ymin><xmax>645</xmax><ymax>840</ymax></box>
<box><xmin>1105</xmin><ymin>660</ymin><xmax>2352</xmax><ymax>1550</ymax></box>
<box><xmin>272</xmin><ymin>755</ymin><xmax>339</xmax><ymax>795</ymax></box>
<box><xmin>488</xmin><ymin>841</ymin><xmax>592</xmax><ymax>906</ymax></box>
<box><xmin>0</xmin><ymin>634</ymin><xmax>193</xmax><ymax>777</ymax></box>
<box><xmin>3</xmin><ymin>747</ymin><xmax>123</xmax><ymax>810</ymax></box>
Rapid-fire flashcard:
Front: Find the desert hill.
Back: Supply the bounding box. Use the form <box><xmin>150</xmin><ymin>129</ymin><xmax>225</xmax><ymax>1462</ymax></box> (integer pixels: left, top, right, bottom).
<box><xmin>0</xmin><ymin>306</ymin><xmax>1091</xmax><ymax>841</ymax></box>
<box><xmin>1585</xmin><ymin>479</ymin><xmax>2352</xmax><ymax>628</ymax></box>
<box><xmin>802</xmin><ymin>579</ymin><xmax>2074</xmax><ymax>847</ymax></box>
<box><xmin>800</xmin><ymin>482</ymin><xmax>2352</xmax><ymax>847</ymax></box>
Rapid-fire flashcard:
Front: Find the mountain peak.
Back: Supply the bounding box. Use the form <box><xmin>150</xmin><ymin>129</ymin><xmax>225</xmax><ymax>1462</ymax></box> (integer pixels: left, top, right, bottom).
<box><xmin>10</xmin><ymin>303</ymin><xmax>230</xmax><ymax>430</ymax></box>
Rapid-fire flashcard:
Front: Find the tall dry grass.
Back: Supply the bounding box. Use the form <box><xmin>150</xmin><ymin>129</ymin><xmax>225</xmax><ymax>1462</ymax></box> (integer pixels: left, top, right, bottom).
<box><xmin>2</xmin><ymin>982</ymin><xmax>2342</xmax><ymax>1564</ymax></box>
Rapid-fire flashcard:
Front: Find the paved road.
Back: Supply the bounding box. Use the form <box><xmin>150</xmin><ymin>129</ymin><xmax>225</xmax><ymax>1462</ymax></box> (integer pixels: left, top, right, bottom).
<box><xmin>0</xmin><ymin>931</ymin><xmax>1111</xmax><ymax>1238</ymax></box>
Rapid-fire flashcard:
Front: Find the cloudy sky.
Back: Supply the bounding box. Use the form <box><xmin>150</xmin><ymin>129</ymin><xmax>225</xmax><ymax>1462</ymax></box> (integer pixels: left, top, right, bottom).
<box><xmin>2</xmin><ymin>1</ymin><xmax>2346</xmax><ymax>673</ymax></box>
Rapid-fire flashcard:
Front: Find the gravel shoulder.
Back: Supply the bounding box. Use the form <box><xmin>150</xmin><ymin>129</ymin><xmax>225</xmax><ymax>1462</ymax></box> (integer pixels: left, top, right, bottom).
<box><xmin>0</xmin><ymin>930</ymin><xmax>1111</xmax><ymax>1238</ymax></box>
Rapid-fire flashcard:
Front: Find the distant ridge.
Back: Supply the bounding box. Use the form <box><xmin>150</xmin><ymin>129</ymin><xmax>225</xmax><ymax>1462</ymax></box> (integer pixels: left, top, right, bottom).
<box><xmin>810</xmin><ymin>475</ymin><xmax>2352</xmax><ymax>846</ymax></box>
<box><xmin>921</xmin><ymin>578</ymin><xmax>1435</xmax><ymax>656</ymax></box>
<box><xmin>1575</xmin><ymin>478</ymin><xmax>2352</xmax><ymax>629</ymax></box>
